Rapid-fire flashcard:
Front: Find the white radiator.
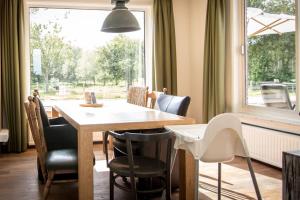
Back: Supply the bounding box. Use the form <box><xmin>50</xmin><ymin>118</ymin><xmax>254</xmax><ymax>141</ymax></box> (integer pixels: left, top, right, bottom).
<box><xmin>242</xmin><ymin>124</ymin><xmax>300</xmax><ymax>168</ymax></box>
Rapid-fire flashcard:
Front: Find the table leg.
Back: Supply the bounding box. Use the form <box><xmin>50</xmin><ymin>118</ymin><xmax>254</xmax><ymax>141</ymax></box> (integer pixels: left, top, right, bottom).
<box><xmin>179</xmin><ymin>150</ymin><xmax>196</xmax><ymax>200</ymax></box>
<box><xmin>195</xmin><ymin>160</ymin><xmax>199</xmax><ymax>200</ymax></box>
<box><xmin>78</xmin><ymin>129</ymin><xmax>94</xmax><ymax>200</ymax></box>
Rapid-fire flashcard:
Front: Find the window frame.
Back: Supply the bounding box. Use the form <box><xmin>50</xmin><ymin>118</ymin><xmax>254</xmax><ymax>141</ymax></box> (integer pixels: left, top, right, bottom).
<box><xmin>24</xmin><ymin>0</ymin><xmax>153</xmax><ymax>97</ymax></box>
<box><xmin>229</xmin><ymin>0</ymin><xmax>300</xmax><ymax>128</ymax></box>
<box><xmin>235</xmin><ymin>0</ymin><xmax>300</xmax><ymax>124</ymax></box>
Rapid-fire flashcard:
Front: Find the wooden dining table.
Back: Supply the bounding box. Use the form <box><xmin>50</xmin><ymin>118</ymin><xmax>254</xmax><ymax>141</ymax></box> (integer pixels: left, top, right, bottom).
<box><xmin>52</xmin><ymin>99</ymin><xmax>196</xmax><ymax>200</ymax></box>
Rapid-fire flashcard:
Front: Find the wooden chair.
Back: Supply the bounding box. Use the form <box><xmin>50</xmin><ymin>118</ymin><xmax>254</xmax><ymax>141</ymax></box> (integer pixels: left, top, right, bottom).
<box><xmin>104</xmin><ymin>130</ymin><xmax>173</xmax><ymax>200</ymax></box>
<box><xmin>147</xmin><ymin>91</ymin><xmax>157</xmax><ymax>109</ymax></box>
<box><xmin>31</xmin><ymin>90</ymin><xmax>78</xmax><ymax>183</ymax></box>
<box><xmin>24</xmin><ymin>96</ymin><xmax>78</xmax><ymax>199</ymax></box>
<box><xmin>127</xmin><ymin>86</ymin><xmax>149</xmax><ymax>107</ymax></box>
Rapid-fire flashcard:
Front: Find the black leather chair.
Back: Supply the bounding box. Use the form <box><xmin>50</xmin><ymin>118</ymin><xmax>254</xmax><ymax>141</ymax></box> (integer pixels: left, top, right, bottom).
<box><xmin>156</xmin><ymin>94</ymin><xmax>191</xmax><ymax>116</ymax></box>
<box><xmin>25</xmin><ymin>96</ymin><xmax>80</xmax><ymax>199</ymax></box>
<box><xmin>34</xmin><ymin>95</ymin><xmax>78</xmax><ymax>182</ymax></box>
<box><xmin>104</xmin><ymin>130</ymin><xmax>173</xmax><ymax>200</ymax></box>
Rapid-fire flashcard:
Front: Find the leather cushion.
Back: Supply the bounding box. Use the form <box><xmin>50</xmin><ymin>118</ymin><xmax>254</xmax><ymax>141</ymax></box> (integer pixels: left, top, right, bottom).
<box><xmin>46</xmin><ymin>149</ymin><xmax>78</xmax><ymax>171</ymax></box>
<box><xmin>46</xmin><ymin>149</ymin><xmax>96</xmax><ymax>171</ymax></box>
<box><xmin>157</xmin><ymin>94</ymin><xmax>191</xmax><ymax>116</ymax></box>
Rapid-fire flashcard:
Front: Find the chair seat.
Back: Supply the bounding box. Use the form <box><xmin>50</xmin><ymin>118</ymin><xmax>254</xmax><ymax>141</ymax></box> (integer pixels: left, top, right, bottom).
<box><xmin>46</xmin><ymin>149</ymin><xmax>78</xmax><ymax>171</ymax></box>
<box><xmin>46</xmin><ymin>149</ymin><xmax>96</xmax><ymax>171</ymax></box>
<box><xmin>109</xmin><ymin>156</ymin><xmax>166</xmax><ymax>178</ymax></box>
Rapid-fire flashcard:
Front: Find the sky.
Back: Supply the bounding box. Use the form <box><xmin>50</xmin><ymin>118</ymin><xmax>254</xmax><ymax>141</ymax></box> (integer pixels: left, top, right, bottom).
<box><xmin>30</xmin><ymin>8</ymin><xmax>145</xmax><ymax>50</ymax></box>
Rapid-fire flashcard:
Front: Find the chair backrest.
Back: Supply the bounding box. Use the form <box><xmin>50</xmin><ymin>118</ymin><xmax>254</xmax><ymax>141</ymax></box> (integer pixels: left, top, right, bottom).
<box><xmin>260</xmin><ymin>83</ymin><xmax>293</xmax><ymax>110</ymax></box>
<box><xmin>200</xmin><ymin>113</ymin><xmax>249</xmax><ymax>163</ymax></box>
<box><xmin>157</xmin><ymin>94</ymin><xmax>191</xmax><ymax>116</ymax></box>
<box><xmin>127</xmin><ymin>86</ymin><xmax>149</xmax><ymax>107</ymax></box>
<box><xmin>33</xmin><ymin>90</ymin><xmax>50</xmax><ymax>127</ymax></box>
<box><xmin>107</xmin><ymin>130</ymin><xmax>173</xmax><ymax>175</ymax></box>
<box><xmin>147</xmin><ymin>91</ymin><xmax>157</xmax><ymax>109</ymax></box>
<box><xmin>24</xmin><ymin>96</ymin><xmax>48</xmax><ymax>181</ymax></box>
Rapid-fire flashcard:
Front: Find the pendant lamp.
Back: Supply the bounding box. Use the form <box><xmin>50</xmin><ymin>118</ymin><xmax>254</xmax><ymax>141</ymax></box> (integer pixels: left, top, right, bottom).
<box><xmin>101</xmin><ymin>0</ymin><xmax>140</xmax><ymax>33</ymax></box>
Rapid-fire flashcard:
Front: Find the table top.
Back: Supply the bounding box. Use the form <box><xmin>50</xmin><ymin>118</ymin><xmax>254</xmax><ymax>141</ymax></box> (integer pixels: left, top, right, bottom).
<box><xmin>53</xmin><ymin>99</ymin><xmax>195</xmax><ymax>132</ymax></box>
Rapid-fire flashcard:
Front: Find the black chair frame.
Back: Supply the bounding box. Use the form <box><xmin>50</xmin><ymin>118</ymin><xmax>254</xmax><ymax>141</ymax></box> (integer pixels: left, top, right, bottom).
<box><xmin>104</xmin><ymin>130</ymin><xmax>173</xmax><ymax>200</ymax></box>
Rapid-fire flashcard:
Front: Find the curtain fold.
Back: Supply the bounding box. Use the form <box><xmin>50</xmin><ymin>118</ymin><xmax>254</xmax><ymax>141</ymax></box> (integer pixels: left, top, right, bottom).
<box><xmin>152</xmin><ymin>0</ymin><xmax>177</xmax><ymax>95</ymax></box>
<box><xmin>203</xmin><ymin>0</ymin><xmax>226</xmax><ymax>123</ymax></box>
<box><xmin>0</xmin><ymin>0</ymin><xmax>27</xmax><ymax>152</ymax></box>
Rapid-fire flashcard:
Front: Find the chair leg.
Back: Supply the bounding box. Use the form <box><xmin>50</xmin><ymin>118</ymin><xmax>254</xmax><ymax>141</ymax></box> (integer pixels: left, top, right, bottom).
<box><xmin>129</xmin><ymin>175</ymin><xmax>137</xmax><ymax>200</ymax></box>
<box><xmin>110</xmin><ymin>171</ymin><xmax>114</xmax><ymax>200</ymax></box>
<box><xmin>246</xmin><ymin>157</ymin><xmax>262</xmax><ymax>200</ymax></box>
<box><xmin>218</xmin><ymin>163</ymin><xmax>221</xmax><ymax>200</ymax></box>
<box><xmin>43</xmin><ymin>171</ymin><xmax>54</xmax><ymax>200</ymax></box>
<box><xmin>166</xmin><ymin>172</ymin><xmax>171</xmax><ymax>200</ymax></box>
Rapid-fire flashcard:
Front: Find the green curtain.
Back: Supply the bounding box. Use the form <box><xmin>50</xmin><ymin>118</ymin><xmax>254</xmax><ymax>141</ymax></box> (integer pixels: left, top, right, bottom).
<box><xmin>203</xmin><ymin>0</ymin><xmax>226</xmax><ymax>123</ymax></box>
<box><xmin>0</xmin><ymin>0</ymin><xmax>27</xmax><ymax>152</ymax></box>
<box><xmin>153</xmin><ymin>0</ymin><xmax>177</xmax><ymax>95</ymax></box>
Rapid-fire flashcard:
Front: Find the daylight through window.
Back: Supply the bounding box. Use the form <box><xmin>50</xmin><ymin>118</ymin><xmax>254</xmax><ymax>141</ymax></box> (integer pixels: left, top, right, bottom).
<box><xmin>30</xmin><ymin>8</ymin><xmax>145</xmax><ymax>100</ymax></box>
<box><xmin>245</xmin><ymin>0</ymin><xmax>297</xmax><ymax>111</ymax></box>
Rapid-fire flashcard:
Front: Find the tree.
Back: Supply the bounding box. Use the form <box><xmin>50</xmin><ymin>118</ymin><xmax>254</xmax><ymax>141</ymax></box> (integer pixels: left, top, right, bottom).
<box><xmin>95</xmin><ymin>35</ymin><xmax>142</xmax><ymax>86</ymax></box>
<box><xmin>60</xmin><ymin>43</ymin><xmax>81</xmax><ymax>83</ymax></box>
<box><xmin>30</xmin><ymin>22</ymin><xmax>81</xmax><ymax>92</ymax></box>
<box><xmin>76</xmin><ymin>51</ymin><xmax>98</xmax><ymax>86</ymax></box>
<box><xmin>248</xmin><ymin>0</ymin><xmax>295</xmax><ymax>15</ymax></box>
<box><xmin>247</xmin><ymin>0</ymin><xmax>296</xmax><ymax>84</ymax></box>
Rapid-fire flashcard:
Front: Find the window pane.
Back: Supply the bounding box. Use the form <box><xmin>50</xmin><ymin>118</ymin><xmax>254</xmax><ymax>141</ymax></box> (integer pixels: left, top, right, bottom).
<box><xmin>30</xmin><ymin>8</ymin><xmax>145</xmax><ymax>100</ymax></box>
<box><xmin>246</xmin><ymin>0</ymin><xmax>296</xmax><ymax>111</ymax></box>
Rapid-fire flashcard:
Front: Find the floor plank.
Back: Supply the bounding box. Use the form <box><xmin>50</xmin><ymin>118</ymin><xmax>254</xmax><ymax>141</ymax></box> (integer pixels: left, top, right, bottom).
<box><xmin>0</xmin><ymin>144</ymin><xmax>282</xmax><ymax>200</ymax></box>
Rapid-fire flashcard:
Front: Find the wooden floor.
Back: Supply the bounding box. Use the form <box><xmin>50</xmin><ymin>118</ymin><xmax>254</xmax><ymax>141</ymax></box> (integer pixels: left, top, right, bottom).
<box><xmin>0</xmin><ymin>144</ymin><xmax>282</xmax><ymax>200</ymax></box>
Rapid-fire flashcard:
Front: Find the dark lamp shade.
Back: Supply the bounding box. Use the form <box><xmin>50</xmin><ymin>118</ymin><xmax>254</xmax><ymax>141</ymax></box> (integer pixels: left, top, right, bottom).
<box><xmin>101</xmin><ymin>9</ymin><xmax>140</xmax><ymax>33</ymax></box>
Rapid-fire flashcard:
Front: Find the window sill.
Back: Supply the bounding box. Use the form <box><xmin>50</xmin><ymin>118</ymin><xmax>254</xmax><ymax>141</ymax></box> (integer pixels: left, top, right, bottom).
<box><xmin>235</xmin><ymin>111</ymin><xmax>300</xmax><ymax>135</ymax></box>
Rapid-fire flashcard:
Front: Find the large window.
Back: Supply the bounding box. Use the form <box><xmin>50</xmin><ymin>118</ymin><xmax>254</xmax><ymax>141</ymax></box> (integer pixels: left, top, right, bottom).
<box><xmin>29</xmin><ymin>8</ymin><xmax>146</xmax><ymax>100</ymax></box>
<box><xmin>245</xmin><ymin>0</ymin><xmax>297</xmax><ymax>111</ymax></box>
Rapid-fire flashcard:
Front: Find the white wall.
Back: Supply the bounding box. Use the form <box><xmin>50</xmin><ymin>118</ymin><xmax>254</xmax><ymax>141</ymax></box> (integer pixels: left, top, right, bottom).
<box><xmin>173</xmin><ymin>0</ymin><xmax>207</xmax><ymax>123</ymax></box>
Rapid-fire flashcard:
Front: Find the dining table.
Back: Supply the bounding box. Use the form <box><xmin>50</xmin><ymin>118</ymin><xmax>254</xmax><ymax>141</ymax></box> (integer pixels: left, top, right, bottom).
<box><xmin>52</xmin><ymin>99</ymin><xmax>196</xmax><ymax>200</ymax></box>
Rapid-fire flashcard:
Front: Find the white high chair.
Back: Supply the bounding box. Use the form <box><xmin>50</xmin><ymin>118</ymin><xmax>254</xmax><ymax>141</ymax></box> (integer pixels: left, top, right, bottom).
<box><xmin>200</xmin><ymin>113</ymin><xmax>261</xmax><ymax>200</ymax></box>
<box><xmin>167</xmin><ymin>113</ymin><xmax>262</xmax><ymax>200</ymax></box>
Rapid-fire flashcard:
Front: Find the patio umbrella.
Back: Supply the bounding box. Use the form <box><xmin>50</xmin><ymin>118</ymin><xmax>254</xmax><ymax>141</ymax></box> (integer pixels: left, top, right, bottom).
<box><xmin>247</xmin><ymin>7</ymin><xmax>295</xmax><ymax>37</ymax></box>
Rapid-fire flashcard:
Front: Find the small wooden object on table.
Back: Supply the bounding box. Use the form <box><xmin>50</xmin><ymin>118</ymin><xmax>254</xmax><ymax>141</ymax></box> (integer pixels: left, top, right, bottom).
<box><xmin>283</xmin><ymin>150</ymin><xmax>300</xmax><ymax>200</ymax></box>
<box><xmin>79</xmin><ymin>103</ymin><xmax>103</xmax><ymax>108</ymax></box>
